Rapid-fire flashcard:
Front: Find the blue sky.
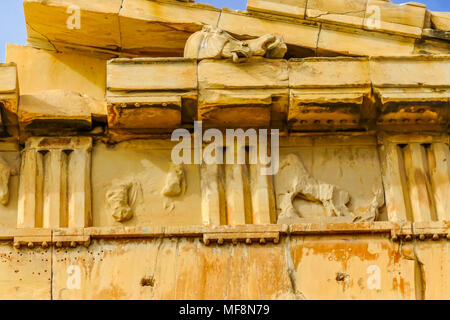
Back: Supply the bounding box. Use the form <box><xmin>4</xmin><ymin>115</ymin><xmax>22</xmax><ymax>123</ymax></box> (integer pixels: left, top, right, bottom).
<box><xmin>1</xmin><ymin>0</ymin><xmax>449</xmax><ymax>62</ymax></box>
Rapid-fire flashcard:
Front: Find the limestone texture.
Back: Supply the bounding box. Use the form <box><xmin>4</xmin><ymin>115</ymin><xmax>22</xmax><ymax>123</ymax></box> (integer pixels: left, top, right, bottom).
<box><xmin>0</xmin><ymin>0</ymin><xmax>448</xmax><ymax>300</ymax></box>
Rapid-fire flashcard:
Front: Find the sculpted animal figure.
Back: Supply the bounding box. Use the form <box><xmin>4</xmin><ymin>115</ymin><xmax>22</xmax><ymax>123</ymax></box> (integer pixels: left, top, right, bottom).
<box><xmin>184</xmin><ymin>25</ymin><xmax>287</xmax><ymax>63</ymax></box>
<box><xmin>276</xmin><ymin>154</ymin><xmax>384</xmax><ymax>222</ymax></box>
<box><xmin>106</xmin><ymin>181</ymin><xmax>139</xmax><ymax>222</ymax></box>
<box><xmin>162</xmin><ymin>164</ymin><xmax>185</xmax><ymax>197</ymax></box>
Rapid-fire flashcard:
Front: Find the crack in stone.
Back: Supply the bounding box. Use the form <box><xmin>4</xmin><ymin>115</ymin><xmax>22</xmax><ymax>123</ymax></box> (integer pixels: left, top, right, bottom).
<box><xmin>173</xmin><ymin>238</ymin><xmax>180</xmax><ymax>299</ymax></box>
<box><xmin>284</xmin><ymin>235</ymin><xmax>307</xmax><ymax>300</ymax></box>
<box><xmin>26</xmin><ymin>22</ymin><xmax>58</xmax><ymax>52</ymax></box>
<box><xmin>412</xmin><ymin>241</ymin><xmax>426</xmax><ymax>300</ymax></box>
<box><xmin>118</xmin><ymin>0</ymin><xmax>125</xmax><ymax>52</ymax></box>
<box><xmin>150</xmin><ymin>237</ymin><xmax>164</xmax><ymax>288</ymax></box>
<box><xmin>216</xmin><ymin>9</ymin><xmax>222</xmax><ymax>28</ymax></box>
<box><xmin>395</xmin><ymin>222</ymin><xmax>427</xmax><ymax>300</ymax></box>
<box><xmin>309</xmin><ymin>9</ymin><xmax>366</xmax><ymax>20</ymax></box>
<box><xmin>50</xmin><ymin>230</ymin><xmax>54</xmax><ymax>300</ymax></box>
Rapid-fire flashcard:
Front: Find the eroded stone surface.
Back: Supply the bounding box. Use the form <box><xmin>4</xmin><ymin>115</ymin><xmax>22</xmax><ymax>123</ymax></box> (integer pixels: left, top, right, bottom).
<box><xmin>276</xmin><ymin>154</ymin><xmax>384</xmax><ymax>223</ymax></box>
<box><xmin>2</xmin><ymin>0</ymin><xmax>450</xmax><ymax>301</ymax></box>
<box><xmin>184</xmin><ymin>25</ymin><xmax>287</xmax><ymax>62</ymax></box>
<box><xmin>107</xmin><ymin>181</ymin><xmax>140</xmax><ymax>222</ymax></box>
<box><xmin>0</xmin><ymin>157</ymin><xmax>12</xmax><ymax>206</ymax></box>
<box><xmin>17</xmin><ymin>137</ymin><xmax>93</xmax><ymax>229</ymax></box>
<box><xmin>162</xmin><ymin>164</ymin><xmax>185</xmax><ymax>197</ymax></box>
<box><xmin>431</xmin><ymin>12</ymin><xmax>450</xmax><ymax>31</ymax></box>
<box><xmin>44</xmin><ymin>234</ymin><xmax>420</xmax><ymax>299</ymax></box>
<box><xmin>21</xmin><ymin>0</ymin><xmax>450</xmax><ymax>58</ymax></box>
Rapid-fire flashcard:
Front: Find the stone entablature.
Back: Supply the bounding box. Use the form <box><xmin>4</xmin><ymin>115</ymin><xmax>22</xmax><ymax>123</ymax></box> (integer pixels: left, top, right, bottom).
<box><xmin>107</xmin><ymin>55</ymin><xmax>450</xmax><ymax>134</ymax></box>
<box><xmin>1</xmin><ymin>132</ymin><xmax>445</xmax><ymax>229</ymax></box>
<box><xmin>23</xmin><ymin>0</ymin><xmax>450</xmax><ymax>59</ymax></box>
<box><xmin>2</xmin><ymin>221</ymin><xmax>448</xmax><ymax>248</ymax></box>
<box><xmin>107</xmin><ymin>58</ymin><xmax>197</xmax><ymax>133</ymax></box>
<box><xmin>249</xmin><ymin>0</ymin><xmax>429</xmax><ymax>37</ymax></box>
<box><xmin>1</xmin><ymin>0</ymin><xmax>449</xmax><ymax>301</ymax></box>
<box><xmin>1</xmin><ymin>54</ymin><xmax>449</xmax><ymax>232</ymax></box>
<box><xmin>0</xmin><ymin>221</ymin><xmax>447</xmax><ymax>299</ymax></box>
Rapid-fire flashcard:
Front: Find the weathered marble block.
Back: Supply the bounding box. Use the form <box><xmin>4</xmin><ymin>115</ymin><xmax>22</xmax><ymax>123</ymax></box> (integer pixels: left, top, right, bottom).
<box><xmin>22</xmin><ymin>0</ymin><xmax>450</xmax><ymax>59</ymax></box>
<box><xmin>0</xmin><ymin>63</ymin><xmax>19</xmax><ymax>137</ymax></box>
<box><xmin>91</xmin><ymin>140</ymin><xmax>202</xmax><ymax>227</ymax></box>
<box><xmin>431</xmin><ymin>11</ymin><xmax>450</xmax><ymax>32</ymax></box>
<box><xmin>371</xmin><ymin>56</ymin><xmax>450</xmax><ymax>131</ymax></box>
<box><xmin>0</xmin><ymin>63</ymin><xmax>18</xmax><ymax>114</ymax></box>
<box><xmin>24</xmin><ymin>0</ymin><xmax>123</xmax><ymax>58</ymax></box>
<box><xmin>119</xmin><ymin>0</ymin><xmax>220</xmax><ymax>56</ymax></box>
<box><xmin>364</xmin><ymin>0</ymin><xmax>426</xmax><ymax>38</ymax></box>
<box><xmin>198</xmin><ymin>57</ymin><xmax>289</xmax><ymax>128</ymax></box>
<box><xmin>288</xmin><ymin>57</ymin><xmax>372</xmax><ymax>131</ymax></box>
<box><xmin>317</xmin><ymin>23</ymin><xmax>416</xmax><ymax>56</ymax></box>
<box><xmin>107</xmin><ymin>58</ymin><xmax>197</xmax><ymax>132</ymax></box>
<box><xmin>306</xmin><ymin>0</ymin><xmax>368</xmax><ymax>27</ymax></box>
<box><xmin>247</xmin><ymin>0</ymin><xmax>307</xmax><ymax>19</ymax></box>
<box><xmin>218</xmin><ymin>8</ymin><xmax>320</xmax><ymax>57</ymax></box>
<box><xmin>18</xmin><ymin>90</ymin><xmax>103</xmax><ymax>135</ymax></box>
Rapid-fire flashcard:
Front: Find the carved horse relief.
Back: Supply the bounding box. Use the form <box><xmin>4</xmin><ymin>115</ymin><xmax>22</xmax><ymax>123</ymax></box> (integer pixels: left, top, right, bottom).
<box><xmin>276</xmin><ymin>154</ymin><xmax>384</xmax><ymax>223</ymax></box>
<box><xmin>184</xmin><ymin>25</ymin><xmax>287</xmax><ymax>63</ymax></box>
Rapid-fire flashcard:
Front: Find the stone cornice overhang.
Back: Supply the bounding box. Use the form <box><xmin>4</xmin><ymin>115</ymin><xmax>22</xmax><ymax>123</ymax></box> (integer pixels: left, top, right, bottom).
<box><xmin>23</xmin><ymin>0</ymin><xmax>450</xmax><ymax>59</ymax></box>
<box><xmin>0</xmin><ymin>63</ymin><xmax>19</xmax><ymax>138</ymax></box>
<box><xmin>0</xmin><ymin>63</ymin><xmax>18</xmax><ymax>113</ymax></box>
<box><xmin>2</xmin><ymin>55</ymin><xmax>449</xmax><ymax>141</ymax></box>
<box><xmin>2</xmin><ymin>221</ymin><xmax>449</xmax><ymax>248</ymax></box>
<box><xmin>106</xmin><ymin>55</ymin><xmax>450</xmax><ymax>138</ymax></box>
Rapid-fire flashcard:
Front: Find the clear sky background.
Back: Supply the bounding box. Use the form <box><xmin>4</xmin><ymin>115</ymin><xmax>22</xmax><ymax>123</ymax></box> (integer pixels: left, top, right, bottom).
<box><xmin>1</xmin><ymin>0</ymin><xmax>449</xmax><ymax>62</ymax></box>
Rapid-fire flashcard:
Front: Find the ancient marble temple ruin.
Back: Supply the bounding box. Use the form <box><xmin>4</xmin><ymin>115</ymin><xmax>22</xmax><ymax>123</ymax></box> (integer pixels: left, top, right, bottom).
<box><xmin>0</xmin><ymin>0</ymin><xmax>449</xmax><ymax>300</ymax></box>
